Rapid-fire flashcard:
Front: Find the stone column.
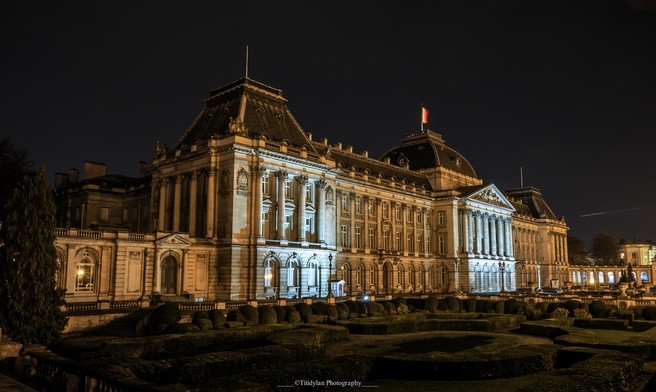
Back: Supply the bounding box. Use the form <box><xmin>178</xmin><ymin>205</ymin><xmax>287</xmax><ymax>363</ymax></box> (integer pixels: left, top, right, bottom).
<box><xmin>364</xmin><ymin>196</ymin><xmax>370</xmax><ymax>251</ymax></box>
<box><xmin>276</xmin><ymin>171</ymin><xmax>288</xmax><ymax>240</ymax></box>
<box><xmin>173</xmin><ymin>174</ymin><xmax>182</xmax><ymax>232</ymax></box>
<box><xmin>422</xmin><ymin>208</ymin><xmax>428</xmax><ymax>256</ymax></box>
<box><xmin>413</xmin><ymin>206</ymin><xmax>418</xmax><ymax>255</ymax></box>
<box><xmin>506</xmin><ymin>219</ymin><xmax>513</xmax><ymax>257</ymax></box>
<box><xmin>316</xmin><ymin>179</ymin><xmax>326</xmax><ymax>243</ymax></box>
<box><xmin>563</xmin><ymin>234</ymin><xmax>568</xmax><ymax>264</ymax></box>
<box><xmin>253</xmin><ymin>167</ymin><xmax>264</xmax><ymax>240</ymax></box>
<box><xmin>490</xmin><ymin>215</ymin><xmax>497</xmax><ymax>256</ymax></box>
<box><xmin>335</xmin><ymin>190</ymin><xmax>342</xmax><ymax>247</ymax></box>
<box><xmin>475</xmin><ymin>213</ymin><xmax>482</xmax><ymax>254</ymax></box>
<box><xmin>482</xmin><ymin>215</ymin><xmax>490</xmax><ymax>255</ymax></box>
<box><xmin>297</xmin><ymin>175</ymin><xmax>308</xmax><ymax>242</ymax></box>
<box><xmin>154</xmin><ymin>253</ymin><xmax>161</xmax><ymax>293</ymax></box>
<box><xmin>391</xmin><ymin>202</ymin><xmax>397</xmax><ymax>251</ymax></box>
<box><xmin>497</xmin><ymin>217</ymin><xmax>505</xmax><ymax>257</ymax></box>
<box><xmin>189</xmin><ymin>171</ymin><xmax>198</xmax><ymax>237</ymax></box>
<box><xmin>461</xmin><ymin>209</ymin><xmax>469</xmax><ymax>254</ymax></box>
<box><xmin>158</xmin><ymin>178</ymin><xmax>168</xmax><ymax>231</ymax></box>
<box><xmin>350</xmin><ymin>192</ymin><xmax>356</xmax><ymax>250</ymax></box>
<box><xmin>376</xmin><ymin>198</ymin><xmax>383</xmax><ymax>250</ymax></box>
<box><xmin>402</xmin><ymin>204</ymin><xmax>408</xmax><ymax>254</ymax></box>
<box><xmin>206</xmin><ymin>169</ymin><xmax>216</xmax><ymax>237</ymax></box>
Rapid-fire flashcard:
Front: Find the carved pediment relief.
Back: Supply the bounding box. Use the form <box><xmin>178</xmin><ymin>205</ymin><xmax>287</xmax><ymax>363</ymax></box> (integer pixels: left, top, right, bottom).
<box><xmin>155</xmin><ymin>233</ymin><xmax>192</xmax><ymax>247</ymax></box>
<box><xmin>469</xmin><ymin>185</ymin><xmax>514</xmax><ymax>210</ymax></box>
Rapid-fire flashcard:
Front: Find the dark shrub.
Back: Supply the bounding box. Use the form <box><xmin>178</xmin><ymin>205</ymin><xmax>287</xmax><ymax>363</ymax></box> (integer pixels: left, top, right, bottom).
<box><xmin>632</xmin><ymin>307</ymin><xmax>643</xmax><ymax>320</ymax></box>
<box><xmin>373</xmin><ymin>302</ymin><xmax>386</xmax><ymax>315</ymax></box>
<box><xmin>258</xmin><ymin>305</ymin><xmax>278</xmax><ymax>325</ymax></box>
<box><xmin>164</xmin><ymin>323</ymin><xmax>200</xmax><ymax>334</ymax></box>
<box><xmin>311</xmin><ymin>302</ymin><xmax>328</xmax><ymax>316</ymax></box>
<box><xmin>589</xmin><ymin>300</ymin><xmax>609</xmax><ymax>318</ymax></box>
<box><xmin>494</xmin><ymin>301</ymin><xmax>505</xmax><ymax>314</ymax></box>
<box><xmin>563</xmin><ymin>299</ymin><xmax>582</xmax><ymax>315</ymax></box>
<box><xmin>197</xmin><ymin>318</ymin><xmax>213</xmax><ymax>330</ymax></box>
<box><xmin>616</xmin><ymin>311</ymin><xmax>634</xmax><ymax>324</ymax></box>
<box><xmin>207</xmin><ymin>309</ymin><xmax>225</xmax><ymax>329</ymax></box>
<box><xmin>524</xmin><ymin>303</ymin><xmax>543</xmax><ymax>321</ymax></box>
<box><xmin>392</xmin><ymin>297</ymin><xmax>407</xmax><ymax>307</ymax></box>
<box><xmin>192</xmin><ymin>310</ymin><xmax>210</xmax><ymax>325</ymax></box>
<box><xmin>573</xmin><ymin>318</ymin><xmax>628</xmax><ymax>330</ymax></box>
<box><xmin>364</xmin><ymin>301</ymin><xmax>383</xmax><ymax>316</ymax></box>
<box><xmin>294</xmin><ymin>302</ymin><xmax>313</xmax><ymax>322</ymax></box>
<box><xmin>642</xmin><ymin>306</ymin><xmax>656</xmax><ymax>320</ymax></box>
<box><xmin>484</xmin><ymin>300</ymin><xmax>497</xmax><ymax>313</ymax></box>
<box><xmin>406</xmin><ymin>298</ymin><xmax>425</xmax><ymax>312</ymax></box>
<box><xmin>475</xmin><ymin>299</ymin><xmax>486</xmax><ymax>313</ymax></box>
<box><xmin>536</xmin><ymin>302</ymin><xmax>549</xmax><ymax>315</ymax></box>
<box><xmin>326</xmin><ymin>304</ymin><xmax>340</xmax><ymax>319</ymax></box>
<box><xmin>273</xmin><ymin>306</ymin><xmax>287</xmax><ymax>323</ymax></box>
<box><xmin>344</xmin><ymin>300</ymin><xmax>359</xmax><ymax>316</ymax></box>
<box><xmin>504</xmin><ymin>299</ymin><xmax>521</xmax><ymax>314</ymax></box>
<box><xmin>425</xmin><ymin>296</ymin><xmax>439</xmax><ymax>312</ymax></box>
<box><xmin>466</xmin><ymin>298</ymin><xmax>478</xmax><ymax>313</ymax></box>
<box><xmin>226</xmin><ymin>309</ymin><xmax>245</xmax><ymax>323</ymax></box>
<box><xmin>356</xmin><ymin>301</ymin><xmax>369</xmax><ymax>316</ymax></box>
<box><xmin>150</xmin><ymin>302</ymin><xmax>181</xmax><ymax>326</ymax></box>
<box><xmin>445</xmin><ymin>296</ymin><xmax>461</xmax><ymax>313</ymax></box>
<box><xmin>284</xmin><ymin>306</ymin><xmax>301</xmax><ymax>323</ymax></box>
<box><xmin>381</xmin><ymin>301</ymin><xmax>397</xmax><ymax>315</ymax></box>
<box><xmin>239</xmin><ymin>305</ymin><xmax>259</xmax><ymax>326</ymax></box>
<box><xmin>437</xmin><ymin>298</ymin><xmax>448</xmax><ymax>311</ymax></box>
<box><xmin>335</xmin><ymin>302</ymin><xmax>350</xmax><ymax>319</ymax></box>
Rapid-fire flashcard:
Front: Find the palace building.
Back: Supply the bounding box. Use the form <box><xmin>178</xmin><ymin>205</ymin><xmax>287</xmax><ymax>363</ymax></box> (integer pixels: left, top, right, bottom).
<box><xmin>53</xmin><ymin>76</ymin><xmax>571</xmax><ymax>304</ymax></box>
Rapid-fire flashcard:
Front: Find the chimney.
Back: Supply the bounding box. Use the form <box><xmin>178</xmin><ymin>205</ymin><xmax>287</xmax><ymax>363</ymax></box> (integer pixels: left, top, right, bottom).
<box><xmin>336</xmin><ymin>142</ymin><xmax>342</xmax><ymax>150</ymax></box>
<box><xmin>68</xmin><ymin>168</ymin><xmax>79</xmax><ymax>183</ymax></box>
<box><xmin>347</xmin><ymin>146</ymin><xmax>353</xmax><ymax>153</ymax></box>
<box><xmin>138</xmin><ymin>161</ymin><xmax>148</xmax><ymax>177</ymax></box>
<box><xmin>54</xmin><ymin>173</ymin><xmax>68</xmax><ymax>188</ymax></box>
<box><xmin>83</xmin><ymin>161</ymin><xmax>106</xmax><ymax>180</ymax></box>
<box><xmin>307</xmin><ymin>132</ymin><xmax>313</xmax><ymax>141</ymax></box>
<box><xmin>362</xmin><ymin>150</ymin><xmax>369</xmax><ymax>158</ymax></box>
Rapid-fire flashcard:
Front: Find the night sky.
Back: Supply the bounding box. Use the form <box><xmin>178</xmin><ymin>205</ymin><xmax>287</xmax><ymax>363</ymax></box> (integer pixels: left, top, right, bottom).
<box><xmin>2</xmin><ymin>1</ymin><xmax>655</xmax><ymax>248</ymax></box>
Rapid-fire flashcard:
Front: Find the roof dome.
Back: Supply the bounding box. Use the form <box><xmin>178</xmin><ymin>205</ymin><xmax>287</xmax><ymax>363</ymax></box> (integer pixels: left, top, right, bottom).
<box><xmin>380</xmin><ymin>130</ymin><xmax>478</xmax><ymax>178</ymax></box>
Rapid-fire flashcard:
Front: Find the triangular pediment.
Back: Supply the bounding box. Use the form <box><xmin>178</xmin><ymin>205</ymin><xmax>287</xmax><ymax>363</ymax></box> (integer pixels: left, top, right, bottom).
<box><xmin>155</xmin><ymin>233</ymin><xmax>192</xmax><ymax>247</ymax></box>
<box><xmin>465</xmin><ymin>184</ymin><xmax>515</xmax><ymax>211</ymax></box>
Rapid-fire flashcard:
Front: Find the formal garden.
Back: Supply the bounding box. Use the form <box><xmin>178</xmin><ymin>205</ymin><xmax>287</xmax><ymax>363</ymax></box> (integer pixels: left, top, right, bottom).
<box><xmin>6</xmin><ymin>295</ymin><xmax>656</xmax><ymax>391</ymax></box>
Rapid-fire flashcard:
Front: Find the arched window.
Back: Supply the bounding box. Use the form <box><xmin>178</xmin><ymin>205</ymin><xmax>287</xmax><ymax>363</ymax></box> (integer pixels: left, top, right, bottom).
<box><xmin>356</xmin><ymin>264</ymin><xmax>363</xmax><ymax>286</ymax></box>
<box><xmin>491</xmin><ymin>265</ymin><xmax>498</xmax><ymax>291</ymax></box>
<box><xmin>598</xmin><ymin>271</ymin><xmax>605</xmax><ymax>284</ymax></box>
<box><xmin>439</xmin><ymin>266</ymin><xmax>448</xmax><ymax>285</ymax></box>
<box><xmin>287</xmin><ymin>259</ymin><xmax>300</xmax><ymax>287</ymax></box>
<box><xmin>369</xmin><ymin>264</ymin><xmax>377</xmax><ymax>286</ymax></box>
<box><xmin>307</xmin><ymin>261</ymin><xmax>318</xmax><ymax>287</ymax></box>
<box><xmin>408</xmin><ymin>265</ymin><xmax>415</xmax><ymax>287</ymax></box>
<box><xmin>75</xmin><ymin>256</ymin><xmax>95</xmax><ymax>292</ymax></box>
<box><xmin>264</xmin><ymin>257</ymin><xmax>278</xmax><ymax>288</ymax></box>
<box><xmin>419</xmin><ymin>265</ymin><xmax>426</xmax><ymax>288</ymax></box>
<box><xmin>341</xmin><ymin>263</ymin><xmax>350</xmax><ymax>286</ymax></box>
<box><xmin>607</xmin><ymin>271</ymin><xmax>615</xmax><ymax>284</ymax></box>
<box><xmin>641</xmin><ymin>271</ymin><xmax>649</xmax><ymax>282</ymax></box>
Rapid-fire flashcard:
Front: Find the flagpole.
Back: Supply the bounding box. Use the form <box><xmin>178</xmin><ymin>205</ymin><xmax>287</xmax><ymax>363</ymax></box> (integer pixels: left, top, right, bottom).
<box><xmin>420</xmin><ymin>104</ymin><xmax>423</xmax><ymax>131</ymax></box>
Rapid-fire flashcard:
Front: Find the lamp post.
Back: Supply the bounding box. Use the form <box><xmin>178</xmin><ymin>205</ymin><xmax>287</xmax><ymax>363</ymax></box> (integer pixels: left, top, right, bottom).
<box><xmin>498</xmin><ymin>261</ymin><xmax>506</xmax><ymax>293</ymax></box>
<box><xmin>327</xmin><ymin>254</ymin><xmax>334</xmax><ymax>298</ymax></box>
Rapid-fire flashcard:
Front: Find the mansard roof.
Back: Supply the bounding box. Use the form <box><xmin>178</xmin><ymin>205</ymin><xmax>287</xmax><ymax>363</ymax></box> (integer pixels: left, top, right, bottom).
<box><xmin>505</xmin><ymin>186</ymin><xmax>558</xmax><ymax>219</ymax></box>
<box><xmin>176</xmin><ymin>77</ymin><xmax>316</xmax><ymax>152</ymax></box>
<box><xmin>380</xmin><ymin>130</ymin><xmax>478</xmax><ymax>178</ymax></box>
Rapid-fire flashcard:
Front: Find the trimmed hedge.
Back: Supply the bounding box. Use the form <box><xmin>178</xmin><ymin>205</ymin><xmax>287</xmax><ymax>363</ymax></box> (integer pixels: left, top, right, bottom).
<box><xmin>588</xmin><ymin>300</ymin><xmax>609</xmax><ymax>318</ymax></box>
<box><xmin>642</xmin><ymin>306</ymin><xmax>656</xmax><ymax>320</ymax></box>
<box><xmin>425</xmin><ymin>296</ymin><xmax>439</xmax><ymax>312</ymax></box>
<box><xmin>294</xmin><ymin>303</ymin><xmax>313</xmax><ymax>322</ymax></box>
<box><xmin>150</xmin><ymin>302</ymin><xmax>181</xmax><ymax>326</ymax></box>
<box><xmin>226</xmin><ymin>309</ymin><xmax>245</xmax><ymax>324</ymax></box>
<box><xmin>466</xmin><ymin>298</ymin><xmax>478</xmax><ymax>313</ymax></box>
<box><xmin>239</xmin><ymin>305</ymin><xmax>259</xmax><ymax>326</ymax></box>
<box><xmin>272</xmin><ymin>306</ymin><xmax>287</xmax><ymax>323</ymax></box>
<box><xmin>445</xmin><ymin>296</ymin><xmax>461</xmax><ymax>313</ymax></box>
<box><xmin>207</xmin><ymin>309</ymin><xmax>225</xmax><ymax>329</ymax></box>
<box><xmin>164</xmin><ymin>323</ymin><xmax>200</xmax><ymax>334</ymax></box>
<box><xmin>572</xmin><ymin>318</ymin><xmax>628</xmax><ymax>330</ymax></box>
<box><xmin>284</xmin><ymin>306</ymin><xmax>301</xmax><ymax>323</ymax></box>
<box><xmin>632</xmin><ymin>320</ymin><xmax>656</xmax><ymax>332</ymax></box>
<box><xmin>258</xmin><ymin>305</ymin><xmax>278</xmax><ymax>325</ymax></box>
<box><xmin>335</xmin><ymin>302</ymin><xmax>350</xmax><ymax>319</ymax></box>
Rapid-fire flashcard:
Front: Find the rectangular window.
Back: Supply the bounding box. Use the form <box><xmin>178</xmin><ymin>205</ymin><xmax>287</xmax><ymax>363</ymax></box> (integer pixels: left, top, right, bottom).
<box><xmin>122</xmin><ymin>208</ymin><xmax>128</xmax><ymax>221</ymax></box>
<box><xmin>341</xmin><ymin>194</ymin><xmax>349</xmax><ymax>212</ymax></box>
<box><xmin>355</xmin><ymin>226</ymin><xmax>362</xmax><ymax>249</ymax></box>
<box><xmin>407</xmin><ymin>208</ymin><xmax>413</xmax><ymax>223</ymax></box>
<box><xmin>395</xmin><ymin>232</ymin><xmax>402</xmax><ymax>251</ymax></box>
<box><xmin>368</xmin><ymin>201</ymin><xmax>375</xmax><ymax>216</ymax></box>
<box><xmin>383</xmin><ymin>229</ymin><xmax>389</xmax><ymax>250</ymax></box>
<box><xmin>356</xmin><ymin>197</ymin><xmax>363</xmax><ymax>215</ymax></box>
<box><xmin>382</xmin><ymin>202</ymin><xmax>389</xmax><ymax>218</ymax></box>
<box><xmin>395</xmin><ymin>205</ymin><xmax>401</xmax><ymax>221</ymax></box>
<box><xmin>368</xmin><ymin>227</ymin><xmax>375</xmax><ymax>249</ymax></box>
<box><xmin>439</xmin><ymin>235</ymin><xmax>446</xmax><ymax>255</ymax></box>
<box><xmin>261</xmin><ymin>212</ymin><xmax>269</xmax><ymax>238</ymax></box>
<box><xmin>438</xmin><ymin>211</ymin><xmax>446</xmax><ymax>225</ymax></box>
<box><xmin>406</xmin><ymin>233</ymin><xmax>413</xmax><ymax>252</ymax></box>
<box><xmin>417</xmin><ymin>209</ymin><xmax>423</xmax><ymax>224</ymax></box>
<box><xmin>284</xmin><ymin>180</ymin><xmax>292</xmax><ymax>199</ymax></box>
<box><xmin>305</xmin><ymin>183</ymin><xmax>313</xmax><ymax>203</ymax></box>
<box><xmin>262</xmin><ymin>175</ymin><xmax>270</xmax><ymax>195</ymax></box>
<box><xmin>341</xmin><ymin>224</ymin><xmax>349</xmax><ymax>247</ymax></box>
<box><xmin>418</xmin><ymin>235</ymin><xmax>423</xmax><ymax>253</ymax></box>
<box><xmin>285</xmin><ymin>214</ymin><xmax>293</xmax><ymax>239</ymax></box>
<box><xmin>426</xmin><ymin>235</ymin><xmax>431</xmax><ymax>254</ymax></box>
<box><xmin>100</xmin><ymin>207</ymin><xmax>109</xmax><ymax>221</ymax></box>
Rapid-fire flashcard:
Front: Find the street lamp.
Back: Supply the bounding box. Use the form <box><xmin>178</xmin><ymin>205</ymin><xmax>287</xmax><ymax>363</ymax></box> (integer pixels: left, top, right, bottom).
<box><xmin>498</xmin><ymin>261</ymin><xmax>506</xmax><ymax>292</ymax></box>
<box><xmin>327</xmin><ymin>254</ymin><xmax>334</xmax><ymax>298</ymax></box>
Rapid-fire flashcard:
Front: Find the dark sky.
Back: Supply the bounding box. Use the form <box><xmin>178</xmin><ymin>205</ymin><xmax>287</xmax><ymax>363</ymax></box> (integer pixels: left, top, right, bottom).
<box><xmin>2</xmin><ymin>0</ymin><xmax>655</xmax><ymax>248</ymax></box>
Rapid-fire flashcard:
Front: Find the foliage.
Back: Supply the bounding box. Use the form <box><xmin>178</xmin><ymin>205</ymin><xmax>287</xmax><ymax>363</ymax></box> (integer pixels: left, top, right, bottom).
<box><xmin>588</xmin><ymin>300</ymin><xmax>609</xmax><ymax>318</ymax></box>
<box><xmin>567</xmin><ymin>236</ymin><xmax>589</xmax><ymax>265</ymax></box>
<box><xmin>344</xmin><ymin>300</ymin><xmax>359</xmax><ymax>316</ymax></box>
<box><xmin>550</xmin><ymin>307</ymin><xmax>570</xmax><ymax>319</ymax></box>
<box><xmin>207</xmin><ymin>309</ymin><xmax>225</xmax><ymax>329</ymax></box>
<box><xmin>504</xmin><ymin>299</ymin><xmax>521</xmax><ymax>314</ymax></box>
<box><xmin>380</xmin><ymin>301</ymin><xmax>397</xmax><ymax>315</ymax></box>
<box><xmin>395</xmin><ymin>303</ymin><xmax>409</xmax><ymax>314</ymax></box>
<box><xmin>226</xmin><ymin>309</ymin><xmax>245</xmax><ymax>323</ymax></box>
<box><xmin>335</xmin><ymin>302</ymin><xmax>350</xmax><ymax>319</ymax></box>
<box><xmin>294</xmin><ymin>303</ymin><xmax>313</xmax><ymax>322</ymax></box>
<box><xmin>283</xmin><ymin>306</ymin><xmax>301</xmax><ymax>323</ymax></box>
<box><xmin>164</xmin><ymin>323</ymin><xmax>200</xmax><ymax>334</ymax></box>
<box><xmin>424</xmin><ymin>295</ymin><xmax>439</xmax><ymax>312</ymax></box>
<box><xmin>239</xmin><ymin>305</ymin><xmax>259</xmax><ymax>326</ymax></box>
<box><xmin>591</xmin><ymin>232</ymin><xmax>620</xmax><ymax>265</ymax></box>
<box><xmin>523</xmin><ymin>303</ymin><xmax>544</xmax><ymax>321</ymax></box>
<box><xmin>573</xmin><ymin>308</ymin><xmax>592</xmax><ymax>319</ymax></box>
<box><xmin>150</xmin><ymin>303</ymin><xmax>181</xmax><ymax>326</ymax></box>
<box><xmin>445</xmin><ymin>296</ymin><xmax>461</xmax><ymax>313</ymax></box>
<box><xmin>466</xmin><ymin>298</ymin><xmax>478</xmax><ymax>313</ymax></box>
<box><xmin>494</xmin><ymin>301</ymin><xmax>505</xmax><ymax>314</ymax></box>
<box><xmin>0</xmin><ymin>137</ymin><xmax>32</xmax><ymax>224</ymax></box>
<box><xmin>196</xmin><ymin>318</ymin><xmax>213</xmax><ymax>330</ymax></box>
<box><xmin>0</xmin><ymin>168</ymin><xmax>67</xmax><ymax>346</ymax></box>
<box><xmin>642</xmin><ymin>306</ymin><xmax>656</xmax><ymax>321</ymax></box>
<box><xmin>563</xmin><ymin>300</ymin><xmax>582</xmax><ymax>315</ymax></box>
<box><xmin>272</xmin><ymin>305</ymin><xmax>287</xmax><ymax>323</ymax></box>
<box><xmin>192</xmin><ymin>311</ymin><xmax>209</xmax><ymax>325</ymax></box>
<box><xmin>258</xmin><ymin>305</ymin><xmax>278</xmax><ymax>325</ymax></box>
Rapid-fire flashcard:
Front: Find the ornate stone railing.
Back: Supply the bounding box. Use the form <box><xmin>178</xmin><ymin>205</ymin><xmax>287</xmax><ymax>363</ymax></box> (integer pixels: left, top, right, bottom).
<box><xmin>176</xmin><ymin>301</ymin><xmax>216</xmax><ymax>311</ymax></box>
<box><xmin>63</xmin><ymin>302</ymin><xmax>99</xmax><ymax>314</ymax></box>
<box><xmin>109</xmin><ymin>300</ymin><xmax>141</xmax><ymax>310</ymax></box>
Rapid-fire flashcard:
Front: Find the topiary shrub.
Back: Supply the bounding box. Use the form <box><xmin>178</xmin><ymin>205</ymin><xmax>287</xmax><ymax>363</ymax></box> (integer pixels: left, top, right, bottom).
<box><xmin>273</xmin><ymin>306</ymin><xmax>287</xmax><ymax>323</ymax></box>
<box><xmin>445</xmin><ymin>296</ymin><xmax>461</xmax><ymax>313</ymax></box>
<box><xmin>642</xmin><ymin>306</ymin><xmax>656</xmax><ymax>320</ymax></box>
<box><xmin>504</xmin><ymin>298</ymin><xmax>521</xmax><ymax>314</ymax></box>
<box><xmin>550</xmin><ymin>307</ymin><xmax>570</xmax><ymax>319</ymax></box>
<box><xmin>396</xmin><ymin>303</ymin><xmax>409</xmax><ymax>314</ymax></box>
<box><xmin>536</xmin><ymin>302</ymin><xmax>549</xmax><ymax>315</ymax></box>
<box><xmin>335</xmin><ymin>302</ymin><xmax>350</xmax><ymax>319</ymax></box>
<box><xmin>380</xmin><ymin>301</ymin><xmax>397</xmax><ymax>315</ymax></box>
<box><xmin>392</xmin><ymin>297</ymin><xmax>407</xmax><ymax>308</ymax></box>
<box><xmin>466</xmin><ymin>298</ymin><xmax>478</xmax><ymax>313</ymax></box>
<box><xmin>364</xmin><ymin>301</ymin><xmax>383</xmax><ymax>316</ymax></box>
<box><xmin>573</xmin><ymin>308</ymin><xmax>592</xmax><ymax>319</ymax></box>
<box><xmin>524</xmin><ymin>303</ymin><xmax>544</xmax><ymax>321</ymax></box>
<box><xmin>226</xmin><ymin>309</ymin><xmax>245</xmax><ymax>324</ymax></box>
<box><xmin>356</xmin><ymin>301</ymin><xmax>369</xmax><ymax>317</ymax></box>
<box><xmin>484</xmin><ymin>300</ymin><xmax>497</xmax><ymax>313</ymax></box>
<box><xmin>589</xmin><ymin>300</ymin><xmax>609</xmax><ymax>318</ymax></box>
<box><xmin>192</xmin><ymin>310</ymin><xmax>210</xmax><ymax>325</ymax></box>
<box><xmin>197</xmin><ymin>318</ymin><xmax>213</xmax><ymax>330</ymax></box>
<box><xmin>437</xmin><ymin>298</ymin><xmax>448</xmax><ymax>311</ymax></box>
<box><xmin>632</xmin><ymin>307</ymin><xmax>643</xmax><ymax>320</ymax></box>
<box><xmin>258</xmin><ymin>305</ymin><xmax>278</xmax><ymax>325</ymax></box>
<box><xmin>475</xmin><ymin>299</ymin><xmax>486</xmax><ymax>313</ymax></box>
<box><xmin>207</xmin><ymin>309</ymin><xmax>225</xmax><ymax>329</ymax></box>
<box><xmin>149</xmin><ymin>302</ymin><xmax>181</xmax><ymax>333</ymax></box>
<box><xmin>311</xmin><ymin>302</ymin><xmax>328</xmax><ymax>316</ymax></box>
<box><xmin>164</xmin><ymin>323</ymin><xmax>200</xmax><ymax>334</ymax></box>
<box><xmin>373</xmin><ymin>302</ymin><xmax>386</xmax><ymax>315</ymax></box>
<box><xmin>284</xmin><ymin>306</ymin><xmax>301</xmax><ymax>323</ymax></box>
<box><xmin>239</xmin><ymin>305</ymin><xmax>259</xmax><ymax>326</ymax></box>
<box><xmin>344</xmin><ymin>300</ymin><xmax>359</xmax><ymax>316</ymax></box>
<box><xmin>494</xmin><ymin>301</ymin><xmax>505</xmax><ymax>314</ymax></box>
<box><xmin>424</xmin><ymin>296</ymin><xmax>439</xmax><ymax>312</ymax></box>
<box><xmin>546</xmin><ymin>302</ymin><xmax>565</xmax><ymax>315</ymax></box>
<box><xmin>294</xmin><ymin>302</ymin><xmax>313</xmax><ymax>322</ymax></box>
<box><xmin>563</xmin><ymin>299</ymin><xmax>582</xmax><ymax>315</ymax></box>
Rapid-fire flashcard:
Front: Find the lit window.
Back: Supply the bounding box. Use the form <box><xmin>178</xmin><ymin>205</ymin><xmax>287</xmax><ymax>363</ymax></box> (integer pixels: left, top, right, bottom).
<box><xmin>262</xmin><ymin>175</ymin><xmax>270</xmax><ymax>195</ymax></box>
<box><xmin>305</xmin><ymin>183</ymin><xmax>313</xmax><ymax>203</ymax></box>
<box><xmin>395</xmin><ymin>205</ymin><xmax>401</xmax><ymax>221</ymax></box>
<box><xmin>438</xmin><ymin>235</ymin><xmax>446</xmax><ymax>255</ymax></box>
<box><xmin>284</xmin><ymin>180</ymin><xmax>292</xmax><ymax>199</ymax></box>
<box><xmin>438</xmin><ymin>211</ymin><xmax>446</xmax><ymax>225</ymax></box>
<box><xmin>75</xmin><ymin>257</ymin><xmax>95</xmax><ymax>292</ymax></box>
<box><xmin>356</xmin><ymin>197</ymin><xmax>363</xmax><ymax>214</ymax></box>
<box><xmin>382</xmin><ymin>202</ymin><xmax>389</xmax><ymax>218</ymax></box>
<box><xmin>368</xmin><ymin>228</ymin><xmax>375</xmax><ymax>249</ymax></box>
<box><xmin>341</xmin><ymin>194</ymin><xmax>349</xmax><ymax>212</ymax></box>
<box><xmin>341</xmin><ymin>224</ymin><xmax>349</xmax><ymax>247</ymax></box>
<box><xmin>307</xmin><ymin>261</ymin><xmax>318</xmax><ymax>287</ymax></box>
<box><xmin>264</xmin><ymin>258</ymin><xmax>277</xmax><ymax>287</ymax></box>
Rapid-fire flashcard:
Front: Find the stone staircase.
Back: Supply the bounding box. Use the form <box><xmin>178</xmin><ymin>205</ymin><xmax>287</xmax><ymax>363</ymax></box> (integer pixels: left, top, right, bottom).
<box><xmin>88</xmin><ymin>308</ymin><xmax>153</xmax><ymax>337</ymax></box>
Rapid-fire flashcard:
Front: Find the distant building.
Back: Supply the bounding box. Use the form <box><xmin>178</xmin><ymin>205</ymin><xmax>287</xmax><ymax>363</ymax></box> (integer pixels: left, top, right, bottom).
<box><xmin>53</xmin><ymin>76</ymin><xmax>573</xmax><ymax>304</ymax></box>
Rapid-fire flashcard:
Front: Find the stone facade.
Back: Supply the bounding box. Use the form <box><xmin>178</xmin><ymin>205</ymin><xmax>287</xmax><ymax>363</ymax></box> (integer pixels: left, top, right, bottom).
<box><xmin>53</xmin><ymin>76</ymin><xmax>572</xmax><ymax>303</ymax></box>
